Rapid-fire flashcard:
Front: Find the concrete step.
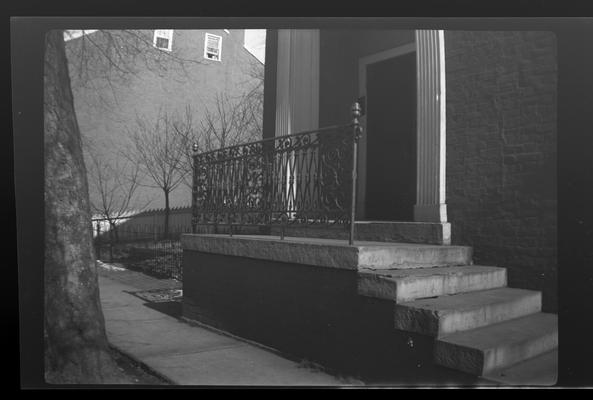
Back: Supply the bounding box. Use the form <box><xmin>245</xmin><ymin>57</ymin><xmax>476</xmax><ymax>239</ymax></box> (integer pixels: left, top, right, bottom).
<box><xmin>271</xmin><ymin>221</ymin><xmax>452</xmax><ymax>245</ymax></box>
<box><xmin>394</xmin><ymin>288</ymin><xmax>542</xmax><ymax>337</ymax></box>
<box><xmin>182</xmin><ymin>234</ymin><xmax>472</xmax><ymax>271</ymax></box>
<box><xmin>357</xmin><ymin>243</ymin><xmax>472</xmax><ymax>270</ymax></box>
<box><xmin>434</xmin><ymin>313</ymin><xmax>558</xmax><ymax>377</ymax></box>
<box><xmin>358</xmin><ymin>265</ymin><xmax>507</xmax><ymax>303</ymax></box>
<box><xmin>482</xmin><ymin>349</ymin><xmax>558</xmax><ymax>386</ymax></box>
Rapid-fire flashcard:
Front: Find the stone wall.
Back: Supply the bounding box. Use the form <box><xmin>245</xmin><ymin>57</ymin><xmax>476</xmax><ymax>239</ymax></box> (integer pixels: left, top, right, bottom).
<box><xmin>445</xmin><ymin>31</ymin><xmax>557</xmax><ymax>311</ymax></box>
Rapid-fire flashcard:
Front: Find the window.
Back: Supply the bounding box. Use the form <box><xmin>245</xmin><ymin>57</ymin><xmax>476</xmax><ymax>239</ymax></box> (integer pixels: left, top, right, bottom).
<box><xmin>204</xmin><ymin>33</ymin><xmax>222</xmax><ymax>61</ymax></box>
<box><xmin>153</xmin><ymin>30</ymin><xmax>173</xmax><ymax>51</ymax></box>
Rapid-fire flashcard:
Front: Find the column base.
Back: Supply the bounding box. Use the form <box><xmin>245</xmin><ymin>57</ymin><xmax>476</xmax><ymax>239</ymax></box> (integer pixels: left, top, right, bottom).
<box><xmin>414</xmin><ymin>203</ymin><xmax>447</xmax><ymax>223</ymax></box>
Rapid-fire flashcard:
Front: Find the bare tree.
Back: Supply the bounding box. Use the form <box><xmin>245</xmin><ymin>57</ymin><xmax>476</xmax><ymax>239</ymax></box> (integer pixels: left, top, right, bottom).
<box><xmin>87</xmin><ymin>149</ymin><xmax>151</xmax><ymax>242</ymax></box>
<box><xmin>126</xmin><ymin>110</ymin><xmax>188</xmax><ymax>238</ymax></box>
<box><xmin>170</xmin><ymin>105</ymin><xmax>198</xmax><ymax>189</ymax></box>
<box><xmin>202</xmin><ymin>92</ymin><xmax>262</xmax><ymax>149</ymax></box>
<box><xmin>172</xmin><ymin>90</ymin><xmax>264</xmax><ymax>191</ymax></box>
<box><xmin>65</xmin><ymin>29</ymin><xmax>203</xmax><ymax>107</ymax></box>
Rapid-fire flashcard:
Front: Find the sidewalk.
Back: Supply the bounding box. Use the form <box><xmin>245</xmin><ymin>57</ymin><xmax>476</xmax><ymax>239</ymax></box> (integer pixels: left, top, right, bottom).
<box><xmin>98</xmin><ymin>263</ymin><xmax>358</xmax><ymax>386</ymax></box>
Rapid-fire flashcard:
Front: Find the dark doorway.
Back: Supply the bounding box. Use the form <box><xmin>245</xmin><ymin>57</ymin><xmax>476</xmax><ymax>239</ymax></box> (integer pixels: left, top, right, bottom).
<box><xmin>364</xmin><ymin>52</ymin><xmax>416</xmax><ymax>221</ymax></box>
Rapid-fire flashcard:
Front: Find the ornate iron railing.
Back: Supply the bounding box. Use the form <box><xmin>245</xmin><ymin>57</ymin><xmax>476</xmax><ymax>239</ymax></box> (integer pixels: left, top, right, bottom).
<box><xmin>191</xmin><ymin>102</ymin><xmax>363</xmax><ymax>244</ymax></box>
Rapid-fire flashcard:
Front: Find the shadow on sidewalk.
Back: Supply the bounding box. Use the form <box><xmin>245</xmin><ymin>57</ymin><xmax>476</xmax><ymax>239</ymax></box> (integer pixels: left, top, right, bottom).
<box><xmin>143</xmin><ymin>301</ymin><xmax>182</xmax><ymax>318</ymax></box>
<box><xmin>124</xmin><ymin>287</ymin><xmax>184</xmax><ymax>319</ymax></box>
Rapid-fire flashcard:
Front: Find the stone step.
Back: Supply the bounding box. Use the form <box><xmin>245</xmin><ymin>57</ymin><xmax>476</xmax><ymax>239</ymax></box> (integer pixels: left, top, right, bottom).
<box><xmin>358</xmin><ymin>265</ymin><xmax>507</xmax><ymax>303</ymax></box>
<box><xmin>434</xmin><ymin>313</ymin><xmax>558</xmax><ymax>377</ymax></box>
<box><xmin>270</xmin><ymin>221</ymin><xmax>452</xmax><ymax>245</ymax></box>
<box><xmin>182</xmin><ymin>234</ymin><xmax>472</xmax><ymax>271</ymax></box>
<box><xmin>357</xmin><ymin>243</ymin><xmax>472</xmax><ymax>270</ymax></box>
<box><xmin>394</xmin><ymin>288</ymin><xmax>542</xmax><ymax>337</ymax></box>
<box><xmin>481</xmin><ymin>349</ymin><xmax>558</xmax><ymax>386</ymax></box>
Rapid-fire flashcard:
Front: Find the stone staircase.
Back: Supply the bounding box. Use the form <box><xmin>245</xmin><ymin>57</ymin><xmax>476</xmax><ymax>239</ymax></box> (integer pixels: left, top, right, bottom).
<box><xmin>353</xmin><ymin>223</ymin><xmax>558</xmax><ymax>385</ymax></box>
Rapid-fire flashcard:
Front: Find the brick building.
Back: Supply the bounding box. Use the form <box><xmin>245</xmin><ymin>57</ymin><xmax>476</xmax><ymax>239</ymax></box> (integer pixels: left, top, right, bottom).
<box><xmin>66</xmin><ymin>29</ymin><xmax>264</xmax><ymax>211</ymax></box>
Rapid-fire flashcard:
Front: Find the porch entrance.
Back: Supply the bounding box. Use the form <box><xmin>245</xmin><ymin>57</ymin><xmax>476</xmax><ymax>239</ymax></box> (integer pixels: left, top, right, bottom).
<box><xmin>363</xmin><ymin>51</ymin><xmax>417</xmax><ymax>221</ymax></box>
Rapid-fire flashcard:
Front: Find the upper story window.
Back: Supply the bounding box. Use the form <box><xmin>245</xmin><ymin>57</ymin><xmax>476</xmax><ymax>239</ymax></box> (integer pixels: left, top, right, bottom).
<box><xmin>204</xmin><ymin>33</ymin><xmax>222</xmax><ymax>61</ymax></box>
<box><xmin>153</xmin><ymin>30</ymin><xmax>173</xmax><ymax>51</ymax></box>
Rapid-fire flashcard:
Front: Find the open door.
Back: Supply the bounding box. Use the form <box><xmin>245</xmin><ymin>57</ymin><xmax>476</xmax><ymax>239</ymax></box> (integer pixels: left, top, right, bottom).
<box><xmin>362</xmin><ymin>50</ymin><xmax>417</xmax><ymax>221</ymax></box>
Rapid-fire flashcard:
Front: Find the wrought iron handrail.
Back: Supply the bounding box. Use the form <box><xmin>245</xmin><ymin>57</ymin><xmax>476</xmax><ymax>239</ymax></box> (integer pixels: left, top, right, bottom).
<box><xmin>191</xmin><ymin>102</ymin><xmax>363</xmax><ymax>244</ymax></box>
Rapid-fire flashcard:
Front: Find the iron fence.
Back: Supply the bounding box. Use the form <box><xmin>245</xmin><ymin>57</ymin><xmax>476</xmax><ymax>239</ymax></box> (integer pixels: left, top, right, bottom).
<box><xmin>191</xmin><ymin>102</ymin><xmax>363</xmax><ymax>244</ymax></box>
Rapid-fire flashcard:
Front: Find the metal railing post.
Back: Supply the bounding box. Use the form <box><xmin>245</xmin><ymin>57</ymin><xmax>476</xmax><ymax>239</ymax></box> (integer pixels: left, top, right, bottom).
<box><xmin>191</xmin><ymin>142</ymin><xmax>199</xmax><ymax>234</ymax></box>
<box><xmin>349</xmin><ymin>102</ymin><xmax>363</xmax><ymax>246</ymax></box>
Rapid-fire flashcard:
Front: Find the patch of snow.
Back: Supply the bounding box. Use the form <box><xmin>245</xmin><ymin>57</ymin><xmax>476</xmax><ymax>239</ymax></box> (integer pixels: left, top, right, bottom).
<box><xmin>97</xmin><ymin>260</ymin><xmax>127</xmax><ymax>271</ymax></box>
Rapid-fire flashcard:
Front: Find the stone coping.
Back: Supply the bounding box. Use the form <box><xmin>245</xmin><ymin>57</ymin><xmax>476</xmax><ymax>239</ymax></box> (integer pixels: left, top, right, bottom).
<box><xmin>181</xmin><ymin>234</ymin><xmax>470</xmax><ymax>271</ymax></box>
<box><xmin>269</xmin><ymin>221</ymin><xmax>451</xmax><ymax>245</ymax></box>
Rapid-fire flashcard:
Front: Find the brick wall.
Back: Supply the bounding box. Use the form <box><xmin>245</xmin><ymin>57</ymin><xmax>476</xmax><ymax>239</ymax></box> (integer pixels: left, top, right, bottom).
<box><xmin>445</xmin><ymin>31</ymin><xmax>557</xmax><ymax>311</ymax></box>
<box><xmin>67</xmin><ymin>30</ymin><xmax>264</xmax><ymax>209</ymax></box>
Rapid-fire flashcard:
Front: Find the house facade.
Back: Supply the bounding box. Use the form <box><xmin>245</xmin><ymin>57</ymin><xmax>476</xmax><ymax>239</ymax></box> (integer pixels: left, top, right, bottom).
<box><xmin>260</xmin><ymin>29</ymin><xmax>557</xmax><ymax>311</ymax></box>
<box><xmin>66</xmin><ymin>29</ymin><xmax>264</xmax><ymax>211</ymax></box>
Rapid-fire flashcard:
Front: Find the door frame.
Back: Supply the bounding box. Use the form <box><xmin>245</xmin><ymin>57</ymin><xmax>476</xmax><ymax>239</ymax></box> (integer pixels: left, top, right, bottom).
<box><xmin>357</xmin><ymin>42</ymin><xmax>417</xmax><ymax>220</ymax></box>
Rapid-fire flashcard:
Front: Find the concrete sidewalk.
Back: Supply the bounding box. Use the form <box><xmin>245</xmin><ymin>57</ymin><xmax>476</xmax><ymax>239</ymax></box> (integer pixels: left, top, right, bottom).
<box><xmin>98</xmin><ymin>264</ymin><xmax>357</xmax><ymax>386</ymax></box>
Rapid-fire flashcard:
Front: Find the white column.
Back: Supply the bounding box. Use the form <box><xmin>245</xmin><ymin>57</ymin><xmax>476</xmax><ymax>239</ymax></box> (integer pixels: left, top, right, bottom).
<box><xmin>415</xmin><ymin>30</ymin><xmax>447</xmax><ymax>223</ymax></box>
<box><xmin>275</xmin><ymin>30</ymin><xmax>320</xmax><ymax>215</ymax></box>
<box><xmin>275</xmin><ymin>29</ymin><xmax>320</xmax><ymax>135</ymax></box>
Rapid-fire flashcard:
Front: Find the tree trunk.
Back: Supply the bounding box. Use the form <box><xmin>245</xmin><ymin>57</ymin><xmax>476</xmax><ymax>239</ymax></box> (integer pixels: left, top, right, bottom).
<box><xmin>44</xmin><ymin>30</ymin><xmax>127</xmax><ymax>384</ymax></box>
<box><xmin>164</xmin><ymin>189</ymin><xmax>170</xmax><ymax>240</ymax></box>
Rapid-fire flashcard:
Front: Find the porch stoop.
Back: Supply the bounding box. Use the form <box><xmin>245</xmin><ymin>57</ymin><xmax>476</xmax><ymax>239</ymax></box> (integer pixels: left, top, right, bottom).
<box><xmin>359</xmin><ymin>251</ymin><xmax>558</xmax><ymax>385</ymax></box>
<box><xmin>181</xmin><ymin>232</ymin><xmax>557</xmax><ymax>385</ymax></box>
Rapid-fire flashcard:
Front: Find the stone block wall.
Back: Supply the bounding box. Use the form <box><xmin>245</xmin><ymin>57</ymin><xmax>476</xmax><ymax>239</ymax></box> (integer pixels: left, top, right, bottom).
<box><xmin>445</xmin><ymin>31</ymin><xmax>557</xmax><ymax>311</ymax></box>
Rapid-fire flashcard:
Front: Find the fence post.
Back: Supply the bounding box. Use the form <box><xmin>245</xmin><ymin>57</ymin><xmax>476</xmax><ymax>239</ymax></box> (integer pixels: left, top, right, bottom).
<box><xmin>109</xmin><ymin>227</ymin><xmax>114</xmax><ymax>262</ymax></box>
<box><xmin>349</xmin><ymin>102</ymin><xmax>363</xmax><ymax>246</ymax></box>
<box><xmin>95</xmin><ymin>222</ymin><xmax>101</xmax><ymax>260</ymax></box>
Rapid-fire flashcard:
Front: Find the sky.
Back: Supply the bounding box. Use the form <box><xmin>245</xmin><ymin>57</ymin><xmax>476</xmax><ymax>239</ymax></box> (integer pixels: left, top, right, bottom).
<box><xmin>244</xmin><ymin>29</ymin><xmax>266</xmax><ymax>63</ymax></box>
<box><xmin>64</xmin><ymin>29</ymin><xmax>266</xmax><ymax>63</ymax></box>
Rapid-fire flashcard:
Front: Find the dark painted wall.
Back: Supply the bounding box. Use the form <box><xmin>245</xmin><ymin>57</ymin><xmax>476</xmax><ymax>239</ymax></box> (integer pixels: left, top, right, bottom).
<box><xmin>318</xmin><ymin>30</ymin><xmax>415</xmax><ymax>127</ymax></box>
<box><xmin>182</xmin><ymin>250</ymin><xmax>477</xmax><ymax>383</ymax></box>
<box><xmin>317</xmin><ymin>29</ymin><xmax>557</xmax><ymax>311</ymax></box>
<box><xmin>445</xmin><ymin>31</ymin><xmax>557</xmax><ymax>311</ymax></box>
